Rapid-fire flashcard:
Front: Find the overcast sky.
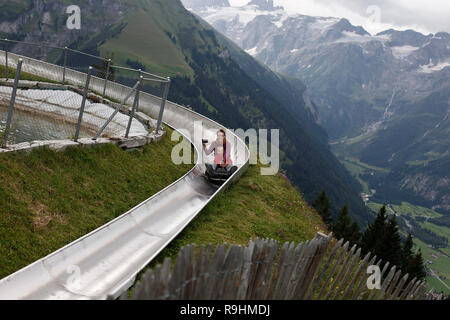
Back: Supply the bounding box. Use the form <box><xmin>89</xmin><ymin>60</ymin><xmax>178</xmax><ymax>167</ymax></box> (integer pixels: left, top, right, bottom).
<box><xmin>229</xmin><ymin>0</ymin><xmax>450</xmax><ymax>35</ymax></box>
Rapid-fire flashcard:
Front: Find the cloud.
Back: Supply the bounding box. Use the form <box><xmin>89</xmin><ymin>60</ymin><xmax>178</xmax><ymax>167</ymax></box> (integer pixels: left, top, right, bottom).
<box><xmin>229</xmin><ymin>0</ymin><xmax>250</xmax><ymax>6</ymax></box>
<box><xmin>269</xmin><ymin>0</ymin><xmax>450</xmax><ymax>35</ymax></box>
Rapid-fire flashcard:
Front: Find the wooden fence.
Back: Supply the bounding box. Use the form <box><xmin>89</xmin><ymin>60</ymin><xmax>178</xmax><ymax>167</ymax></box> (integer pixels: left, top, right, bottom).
<box><xmin>122</xmin><ymin>233</ymin><xmax>444</xmax><ymax>300</ymax></box>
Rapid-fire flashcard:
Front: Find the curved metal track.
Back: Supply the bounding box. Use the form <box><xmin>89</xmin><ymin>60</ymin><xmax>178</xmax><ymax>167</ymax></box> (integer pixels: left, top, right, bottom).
<box><xmin>0</xmin><ymin>52</ymin><xmax>250</xmax><ymax>299</ymax></box>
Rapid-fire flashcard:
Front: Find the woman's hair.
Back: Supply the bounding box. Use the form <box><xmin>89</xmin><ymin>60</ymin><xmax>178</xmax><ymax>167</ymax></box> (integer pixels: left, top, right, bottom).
<box><xmin>218</xmin><ymin>129</ymin><xmax>227</xmax><ymax>163</ymax></box>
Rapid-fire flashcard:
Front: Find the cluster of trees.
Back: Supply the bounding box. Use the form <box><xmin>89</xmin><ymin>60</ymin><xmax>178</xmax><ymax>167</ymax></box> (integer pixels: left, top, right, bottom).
<box><xmin>400</xmin><ymin>218</ymin><xmax>448</xmax><ymax>249</ymax></box>
<box><xmin>125</xmin><ymin>59</ymin><xmax>147</xmax><ymax>72</ymax></box>
<box><xmin>312</xmin><ymin>190</ymin><xmax>427</xmax><ymax>281</ymax></box>
<box><xmin>93</xmin><ymin>52</ymin><xmax>115</xmax><ymax>82</ymax></box>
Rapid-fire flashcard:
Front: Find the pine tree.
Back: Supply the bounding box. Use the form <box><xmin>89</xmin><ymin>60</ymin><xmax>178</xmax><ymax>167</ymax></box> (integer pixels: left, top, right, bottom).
<box><xmin>94</xmin><ymin>52</ymin><xmax>115</xmax><ymax>82</ymax></box>
<box><xmin>311</xmin><ymin>190</ymin><xmax>333</xmax><ymax>228</ymax></box>
<box><xmin>400</xmin><ymin>234</ymin><xmax>426</xmax><ymax>281</ymax></box>
<box><xmin>349</xmin><ymin>221</ymin><xmax>361</xmax><ymax>245</ymax></box>
<box><xmin>408</xmin><ymin>249</ymin><xmax>427</xmax><ymax>281</ymax></box>
<box><xmin>377</xmin><ymin>215</ymin><xmax>403</xmax><ymax>267</ymax></box>
<box><xmin>360</xmin><ymin>208</ymin><xmax>427</xmax><ymax>286</ymax></box>
<box><xmin>360</xmin><ymin>205</ymin><xmax>388</xmax><ymax>255</ymax></box>
<box><xmin>401</xmin><ymin>234</ymin><xmax>414</xmax><ymax>271</ymax></box>
<box><xmin>332</xmin><ymin>205</ymin><xmax>360</xmax><ymax>245</ymax></box>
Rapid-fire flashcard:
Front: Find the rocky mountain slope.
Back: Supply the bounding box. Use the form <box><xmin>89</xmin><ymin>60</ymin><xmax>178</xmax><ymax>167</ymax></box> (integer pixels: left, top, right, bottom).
<box><xmin>185</xmin><ymin>0</ymin><xmax>450</xmax><ymax>213</ymax></box>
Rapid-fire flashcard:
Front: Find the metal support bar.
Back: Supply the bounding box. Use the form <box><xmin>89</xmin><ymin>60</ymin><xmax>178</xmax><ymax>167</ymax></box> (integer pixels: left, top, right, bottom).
<box><xmin>62</xmin><ymin>47</ymin><xmax>68</xmax><ymax>84</ymax></box>
<box><xmin>74</xmin><ymin>66</ymin><xmax>92</xmax><ymax>142</ymax></box>
<box><xmin>136</xmin><ymin>69</ymin><xmax>142</xmax><ymax>112</ymax></box>
<box><xmin>4</xmin><ymin>39</ymin><xmax>8</xmax><ymax>81</ymax></box>
<box><xmin>125</xmin><ymin>76</ymin><xmax>143</xmax><ymax>138</ymax></box>
<box><xmin>156</xmin><ymin>78</ymin><xmax>170</xmax><ymax>133</ymax></box>
<box><xmin>2</xmin><ymin>59</ymin><xmax>22</xmax><ymax>148</ymax></box>
<box><xmin>94</xmin><ymin>80</ymin><xmax>140</xmax><ymax>140</ymax></box>
<box><xmin>102</xmin><ymin>58</ymin><xmax>111</xmax><ymax>101</ymax></box>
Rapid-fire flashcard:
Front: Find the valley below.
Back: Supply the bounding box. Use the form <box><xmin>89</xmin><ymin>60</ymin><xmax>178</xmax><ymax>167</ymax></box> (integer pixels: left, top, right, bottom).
<box><xmin>183</xmin><ymin>0</ymin><xmax>450</xmax><ymax>293</ymax></box>
<box><xmin>335</xmin><ymin>151</ymin><xmax>449</xmax><ymax>294</ymax></box>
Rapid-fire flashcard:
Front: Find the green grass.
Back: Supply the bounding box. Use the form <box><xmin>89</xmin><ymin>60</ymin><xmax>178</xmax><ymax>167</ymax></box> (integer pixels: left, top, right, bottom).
<box><xmin>340</xmin><ymin>157</ymin><xmax>389</xmax><ymax>175</ymax></box>
<box><xmin>132</xmin><ymin>163</ymin><xmax>328</xmax><ymax>281</ymax></box>
<box><xmin>369</xmin><ymin>200</ymin><xmax>444</xmax><ymax>219</ymax></box>
<box><xmin>425</xmin><ymin>276</ymin><xmax>449</xmax><ymax>295</ymax></box>
<box><xmin>126</xmin><ymin>162</ymin><xmax>328</xmax><ymax>297</ymax></box>
<box><xmin>413</xmin><ymin>238</ymin><xmax>450</xmax><ymax>294</ymax></box>
<box><xmin>406</xmin><ymin>151</ymin><xmax>449</xmax><ymax>166</ymax></box>
<box><xmin>367</xmin><ymin>201</ymin><xmax>385</xmax><ymax>213</ymax></box>
<box><xmin>0</xmin><ymin>130</ymin><xmax>193</xmax><ymax>279</ymax></box>
<box><xmin>338</xmin><ymin>157</ymin><xmax>389</xmax><ymax>194</ymax></box>
<box><xmin>99</xmin><ymin>11</ymin><xmax>194</xmax><ymax>78</ymax></box>
<box><xmin>0</xmin><ymin>65</ymin><xmax>59</xmax><ymax>83</ymax></box>
<box><xmin>391</xmin><ymin>202</ymin><xmax>442</xmax><ymax>218</ymax></box>
<box><xmin>420</xmin><ymin>221</ymin><xmax>450</xmax><ymax>241</ymax></box>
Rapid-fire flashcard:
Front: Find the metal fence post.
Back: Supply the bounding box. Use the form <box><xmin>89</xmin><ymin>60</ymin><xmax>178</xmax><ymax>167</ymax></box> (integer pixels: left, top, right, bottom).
<box><xmin>74</xmin><ymin>66</ymin><xmax>92</xmax><ymax>142</ymax></box>
<box><xmin>102</xmin><ymin>58</ymin><xmax>111</xmax><ymax>101</ymax></box>
<box><xmin>125</xmin><ymin>76</ymin><xmax>143</xmax><ymax>138</ymax></box>
<box><xmin>4</xmin><ymin>39</ymin><xmax>8</xmax><ymax>81</ymax></box>
<box><xmin>156</xmin><ymin>78</ymin><xmax>170</xmax><ymax>133</ymax></box>
<box><xmin>2</xmin><ymin>58</ymin><xmax>22</xmax><ymax>148</ymax></box>
<box><xmin>94</xmin><ymin>80</ymin><xmax>140</xmax><ymax>140</ymax></box>
<box><xmin>62</xmin><ymin>46</ymin><xmax>68</xmax><ymax>84</ymax></box>
<box><xmin>136</xmin><ymin>69</ymin><xmax>142</xmax><ymax>112</ymax></box>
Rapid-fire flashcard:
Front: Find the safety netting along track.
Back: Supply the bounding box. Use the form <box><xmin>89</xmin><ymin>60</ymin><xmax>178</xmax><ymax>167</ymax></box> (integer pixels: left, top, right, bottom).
<box><xmin>0</xmin><ymin>52</ymin><xmax>249</xmax><ymax>299</ymax></box>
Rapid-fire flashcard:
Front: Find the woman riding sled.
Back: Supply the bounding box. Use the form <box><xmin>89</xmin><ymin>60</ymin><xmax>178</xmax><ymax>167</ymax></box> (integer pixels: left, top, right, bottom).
<box><xmin>203</xmin><ymin>129</ymin><xmax>234</xmax><ymax>175</ymax></box>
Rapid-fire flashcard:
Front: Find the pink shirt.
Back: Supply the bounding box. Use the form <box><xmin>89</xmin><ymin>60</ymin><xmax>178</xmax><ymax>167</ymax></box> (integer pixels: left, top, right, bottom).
<box><xmin>205</xmin><ymin>140</ymin><xmax>232</xmax><ymax>164</ymax></box>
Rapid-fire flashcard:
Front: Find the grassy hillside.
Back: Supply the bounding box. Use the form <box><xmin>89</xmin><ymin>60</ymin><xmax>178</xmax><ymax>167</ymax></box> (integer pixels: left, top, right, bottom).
<box><xmin>0</xmin><ymin>131</ymin><xmax>192</xmax><ymax>279</ymax></box>
<box><xmin>131</xmin><ymin>163</ymin><xmax>328</xmax><ymax>291</ymax></box>
<box><xmin>153</xmin><ymin>164</ymin><xmax>327</xmax><ymax>261</ymax></box>
<box><xmin>99</xmin><ymin>10</ymin><xmax>194</xmax><ymax>77</ymax></box>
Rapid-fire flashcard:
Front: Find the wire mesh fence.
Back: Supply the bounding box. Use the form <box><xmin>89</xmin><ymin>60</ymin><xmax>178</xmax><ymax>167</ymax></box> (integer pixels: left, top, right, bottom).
<box><xmin>0</xmin><ymin>38</ymin><xmax>171</xmax><ymax>147</ymax></box>
<box><xmin>124</xmin><ymin>233</ymin><xmax>444</xmax><ymax>300</ymax></box>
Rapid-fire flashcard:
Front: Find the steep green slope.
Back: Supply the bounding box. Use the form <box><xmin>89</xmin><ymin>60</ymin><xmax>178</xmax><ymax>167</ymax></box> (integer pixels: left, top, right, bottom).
<box><xmin>0</xmin><ymin>134</ymin><xmax>193</xmax><ymax>279</ymax></box>
<box><xmin>139</xmin><ymin>163</ymin><xmax>328</xmax><ymax>268</ymax></box>
<box><xmin>99</xmin><ymin>10</ymin><xmax>194</xmax><ymax>77</ymax></box>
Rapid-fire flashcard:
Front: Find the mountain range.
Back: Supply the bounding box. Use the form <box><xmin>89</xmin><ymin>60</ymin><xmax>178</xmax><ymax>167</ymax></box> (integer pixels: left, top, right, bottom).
<box><xmin>184</xmin><ymin>0</ymin><xmax>450</xmax><ymax>214</ymax></box>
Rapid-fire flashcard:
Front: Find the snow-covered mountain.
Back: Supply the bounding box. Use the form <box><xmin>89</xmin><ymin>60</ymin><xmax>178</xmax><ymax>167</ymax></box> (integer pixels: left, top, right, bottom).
<box><xmin>184</xmin><ymin>0</ymin><xmax>450</xmax><ymax>134</ymax></box>
<box><xmin>183</xmin><ymin>0</ymin><xmax>450</xmax><ymax>213</ymax></box>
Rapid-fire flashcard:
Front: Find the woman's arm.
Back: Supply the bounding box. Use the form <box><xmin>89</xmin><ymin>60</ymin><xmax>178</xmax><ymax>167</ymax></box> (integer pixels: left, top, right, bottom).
<box><xmin>204</xmin><ymin>141</ymin><xmax>216</xmax><ymax>155</ymax></box>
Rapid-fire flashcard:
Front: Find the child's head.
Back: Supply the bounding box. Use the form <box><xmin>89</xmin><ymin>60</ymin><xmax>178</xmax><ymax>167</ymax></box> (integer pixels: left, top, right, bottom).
<box><xmin>216</xmin><ymin>146</ymin><xmax>224</xmax><ymax>156</ymax></box>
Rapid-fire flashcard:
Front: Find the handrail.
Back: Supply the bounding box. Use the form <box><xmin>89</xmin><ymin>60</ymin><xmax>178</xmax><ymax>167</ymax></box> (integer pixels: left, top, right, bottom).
<box><xmin>0</xmin><ymin>38</ymin><xmax>169</xmax><ymax>82</ymax></box>
<box><xmin>0</xmin><ymin>51</ymin><xmax>250</xmax><ymax>299</ymax></box>
<box><xmin>2</xmin><ymin>38</ymin><xmax>61</xmax><ymax>50</ymax></box>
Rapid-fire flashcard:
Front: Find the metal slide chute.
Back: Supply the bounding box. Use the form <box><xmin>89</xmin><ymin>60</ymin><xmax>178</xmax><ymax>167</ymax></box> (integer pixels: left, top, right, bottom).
<box><xmin>0</xmin><ymin>52</ymin><xmax>250</xmax><ymax>299</ymax></box>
